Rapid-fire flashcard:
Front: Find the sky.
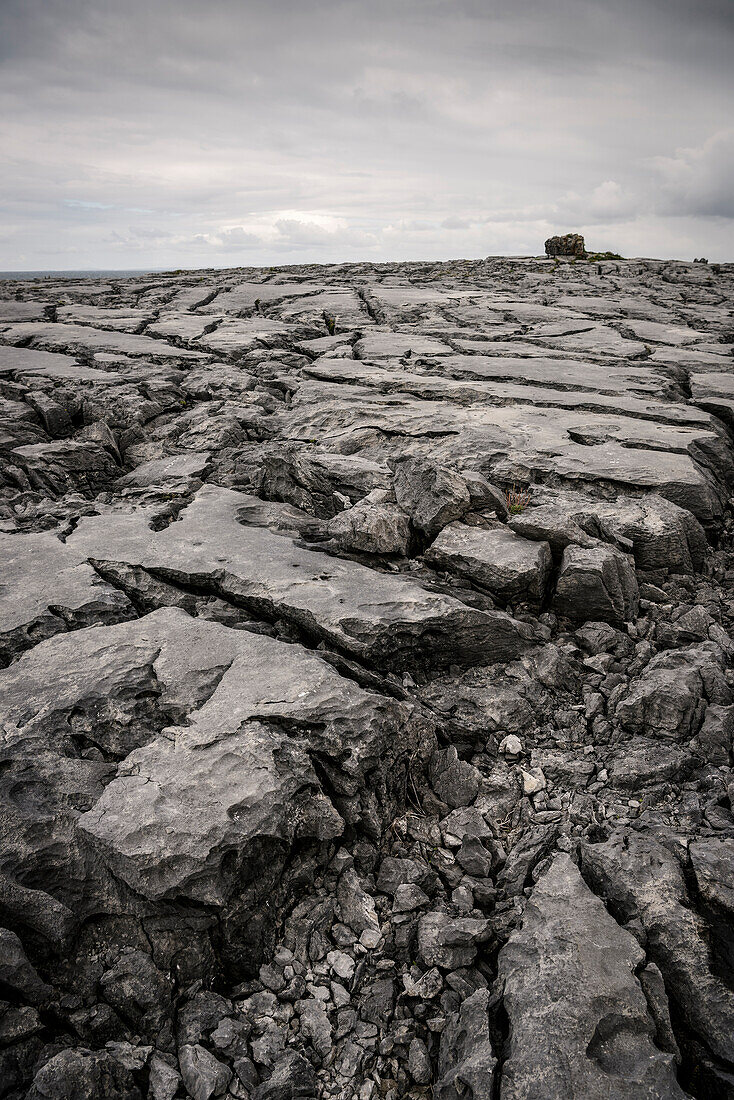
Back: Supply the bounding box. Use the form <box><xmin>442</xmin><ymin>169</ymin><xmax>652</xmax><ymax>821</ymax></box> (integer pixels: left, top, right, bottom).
<box><xmin>1</xmin><ymin>0</ymin><xmax>732</xmax><ymax>270</ymax></box>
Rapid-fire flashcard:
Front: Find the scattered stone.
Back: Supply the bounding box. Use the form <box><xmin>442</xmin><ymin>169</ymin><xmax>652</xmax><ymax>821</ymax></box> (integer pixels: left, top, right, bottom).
<box><xmin>417</xmin><ymin>909</ymin><xmax>491</xmax><ymax>969</ymax></box>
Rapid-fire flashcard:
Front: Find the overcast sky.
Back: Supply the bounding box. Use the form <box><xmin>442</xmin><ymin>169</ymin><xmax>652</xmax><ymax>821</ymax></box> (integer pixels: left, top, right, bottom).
<box><xmin>1</xmin><ymin>0</ymin><xmax>732</xmax><ymax>270</ymax></box>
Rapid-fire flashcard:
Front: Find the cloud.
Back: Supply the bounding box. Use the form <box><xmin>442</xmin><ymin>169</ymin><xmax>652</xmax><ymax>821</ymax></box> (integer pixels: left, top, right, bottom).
<box><xmin>651</xmin><ymin>130</ymin><xmax>734</xmax><ymax>219</ymax></box>
<box><xmin>0</xmin><ymin>0</ymin><xmax>732</xmax><ymax>267</ymax></box>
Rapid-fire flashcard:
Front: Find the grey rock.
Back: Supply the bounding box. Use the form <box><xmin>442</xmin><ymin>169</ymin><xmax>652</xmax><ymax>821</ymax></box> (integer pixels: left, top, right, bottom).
<box><xmin>0</xmin><ymin>928</ymin><xmax>52</xmax><ymax>1004</ymax></box>
<box><xmin>0</xmin><ymin>530</ymin><xmax>133</xmax><ymax>663</ymax></box>
<box><xmin>615</xmin><ymin>642</ymin><xmax>730</xmax><ymax>741</ymax></box>
<box><xmin>689</xmin><ymin>837</ymin><xmax>734</xmax><ymax>917</ymax></box>
<box><xmin>545</xmin><ymin>233</ymin><xmax>586</xmax><ymax>257</ymax></box>
<box><xmin>498</xmin><ymin>854</ymin><xmax>685</xmax><ymax>1099</ymax></box>
<box><xmin>296</xmin><ymin>997</ymin><xmax>333</xmax><ymax>1061</ymax></box>
<box><xmin>258</xmin><ymin>446</ymin><xmax>391</xmax><ymax>517</ymax></box>
<box><xmin>638</xmin><ymin>962</ymin><xmax>680</xmax><ymax>1063</ymax></box>
<box><xmin>435</xmin><ymin>989</ymin><xmax>496</xmax><ymax>1100</ymax></box>
<box><xmin>179</xmin><ymin>1044</ymin><xmax>233</xmax><ymax>1100</ymax></box>
<box><xmin>376</xmin><ymin>857</ymin><xmax>427</xmax><ymax>895</ymax></box>
<box><xmin>417</xmin><ymin>909</ymin><xmax>491</xmax><ymax>969</ymax></box>
<box><xmin>582</xmin><ymin>830</ymin><xmax>734</xmax><ymax>1066</ymax></box>
<box><xmin>693</xmin><ymin>702</ymin><xmax>734</xmax><ymax>764</ymax></box>
<box><xmin>67</xmin><ymin>485</ymin><xmax>538</xmax><ymax>671</ymax></box>
<box><xmin>337</xmin><ymin>868</ymin><xmax>380</xmax><ymax>934</ymax></box>
<box><xmin>4</xmin><ymin>257</ymin><xmax>734</xmax><ymax>1097</ymax></box>
<box><xmin>430</xmin><ymin>746</ymin><xmax>481</xmax><ymax>808</ymax></box>
<box><xmin>149</xmin><ymin>1052</ymin><xmax>182</xmax><ymax>1100</ymax></box>
<box><xmin>251</xmin><ymin>1050</ymin><xmax>318</xmax><ymax>1099</ymax></box>
<box><xmin>392</xmin><ymin>883</ymin><xmax>430</xmax><ymax>912</ymax></box>
<box><xmin>326</xmin><ymin>496</ymin><xmax>410</xmax><ymax>555</ymax></box>
<box><xmin>461</xmin><ymin>471</ymin><xmax>508</xmax><ymax>517</ymax></box>
<box><xmin>553</xmin><ymin>544</ymin><xmax>639</xmax><ymax>625</ymax></box>
<box><xmin>0</xmin><ymin>607</ymin><xmax>426</xmax><ymax>941</ymax></box>
<box><xmin>357</xmin><ymin>977</ymin><xmax>395</xmax><ymax>1028</ymax></box>
<box><xmin>26</xmin><ymin>1048</ymin><xmax>141</xmax><ymax>1100</ymax></box>
<box><xmin>393</xmin><ymin>456</ymin><xmax>471</xmax><ymax>536</ymax></box>
<box><xmin>408</xmin><ymin>1037</ymin><xmax>432</xmax><ymax>1084</ymax></box>
<box><xmin>426</xmin><ymin>524</ymin><xmax>552</xmax><ymax>606</ymax></box>
<box><xmin>496</xmin><ymin>825</ymin><xmax>559</xmax><ymax>897</ymax></box>
<box><xmin>511</xmin><ymin>490</ymin><xmax>708</xmax><ymax>573</ymax></box>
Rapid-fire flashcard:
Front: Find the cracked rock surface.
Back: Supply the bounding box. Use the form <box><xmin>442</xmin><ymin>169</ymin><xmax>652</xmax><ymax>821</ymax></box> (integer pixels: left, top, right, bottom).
<box><xmin>1</xmin><ymin>254</ymin><xmax>734</xmax><ymax>1099</ymax></box>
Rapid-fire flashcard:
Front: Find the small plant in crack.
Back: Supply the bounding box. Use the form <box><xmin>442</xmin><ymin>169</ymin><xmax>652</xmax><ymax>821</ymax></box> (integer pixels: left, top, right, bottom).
<box><xmin>505</xmin><ymin>483</ymin><xmax>532</xmax><ymax>515</ymax></box>
<box><xmin>324</xmin><ymin>312</ymin><xmax>337</xmax><ymax>336</ymax></box>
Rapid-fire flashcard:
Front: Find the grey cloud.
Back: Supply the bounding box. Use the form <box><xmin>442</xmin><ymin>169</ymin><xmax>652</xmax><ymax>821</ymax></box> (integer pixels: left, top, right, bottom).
<box><xmin>0</xmin><ymin>0</ymin><xmax>732</xmax><ymax>267</ymax></box>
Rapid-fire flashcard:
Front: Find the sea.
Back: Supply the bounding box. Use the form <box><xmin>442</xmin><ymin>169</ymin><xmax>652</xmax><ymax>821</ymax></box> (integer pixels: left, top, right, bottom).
<box><xmin>0</xmin><ymin>269</ymin><xmax>159</xmax><ymax>280</ymax></box>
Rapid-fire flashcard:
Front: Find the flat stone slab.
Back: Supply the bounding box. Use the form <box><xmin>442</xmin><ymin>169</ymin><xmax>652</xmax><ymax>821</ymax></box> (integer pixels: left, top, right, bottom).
<box><xmin>67</xmin><ymin>485</ymin><xmax>539</xmax><ymax>671</ymax></box>
<box><xmin>194</xmin><ymin>318</ymin><xmax>294</xmax><ymax>355</ymax></box>
<box><xmin>116</xmin><ymin>452</ymin><xmax>211</xmax><ymax>489</ymax></box>
<box><xmin>353</xmin><ymin>332</ymin><xmax>454</xmax><ymax>358</ymax></box>
<box><xmin>55</xmin><ymin>305</ymin><xmax>153</xmax><ymax>331</ymax></box>
<box><xmin>1</xmin><ymin>322</ymin><xmax>206</xmax><ymax>360</ymax></box>
<box><xmin>0</xmin><ymin>530</ymin><xmax>134</xmax><ymax>662</ymax></box>
<box><xmin>0</xmin><ymin>607</ymin><xmax>425</xmax><ymax>908</ymax></box>
<box><xmin>283</xmin><ymin>380</ymin><xmax>729</xmax><ymax>523</ymax></box>
<box><xmin>0</xmin><ymin>344</ymin><xmax>116</xmax><ymax>383</ymax></box>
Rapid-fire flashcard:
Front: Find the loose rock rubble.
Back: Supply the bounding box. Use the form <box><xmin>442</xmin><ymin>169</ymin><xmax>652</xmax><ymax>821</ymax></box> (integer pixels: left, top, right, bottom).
<box><xmin>1</xmin><ymin>253</ymin><xmax>733</xmax><ymax>1099</ymax></box>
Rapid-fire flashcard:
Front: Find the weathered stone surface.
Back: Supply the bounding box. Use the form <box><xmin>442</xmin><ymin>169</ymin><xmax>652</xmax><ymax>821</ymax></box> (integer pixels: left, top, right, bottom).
<box><xmin>0</xmin><ymin>530</ymin><xmax>134</xmax><ymax>663</ymax></box>
<box><xmin>435</xmin><ymin>989</ymin><xmax>496</xmax><ymax>1100</ymax></box>
<box><xmin>393</xmin><ymin>456</ymin><xmax>471</xmax><ymax>536</ymax></box>
<box><xmin>2</xmin><ymin>256</ymin><xmax>734</xmax><ymax>1098</ymax></box>
<box><xmin>553</xmin><ymin>544</ymin><xmax>639</xmax><ymax>624</ymax></box>
<box><xmin>582</xmin><ymin>831</ymin><xmax>734</xmax><ymax>1066</ymax></box>
<box><xmin>614</xmin><ymin>642</ymin><xmax>730</xmax><ymax>740</ymax></box>
<box><xmin>417</xmin><ymin>908</ymin><xmax>490</xmax><ymax>968</ymax></box>
<box><xmin>325</xmin><ymin>494</ymin><xmax>410</xmax><ymax>555</ymax></box>
<box><xmin>26</xmin><ymin>1048</ymin><xmax>142</xmax><ymax>1100</ymax></box>
<box><xmin>510</xmin><ymin>489</ymin><xmax>708</xmax><ymax>573</ymax></box>
<box><xmin>426</xmin><ymin>523</ymin><xmax>552</xmax><ymax>606</ymax></box>
<box><xmin>498</xmin><ymin>854</ymin><xmax>685</xmax><ymax>1099</ymax></box>
<box><xmin>68</xmin><ymin>485</ymin><xmax>538</xmax><ymax>671</ymax></box>
<box><xmin>257</xmin><ymin>447</ymin><xmax>391</xmax><ymax>517</ymax></box>
<box><xmin>689</xmin><ymin>837</ymin><xmax>734</xmax><ymax>916</ymax></box>
<box><xmin>545</xmin><ymin>233</ymin><xmax>586</xmax><ymax>257</ymax></box>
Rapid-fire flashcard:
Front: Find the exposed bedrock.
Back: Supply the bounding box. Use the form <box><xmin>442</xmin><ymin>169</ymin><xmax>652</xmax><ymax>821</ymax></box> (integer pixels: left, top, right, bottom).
<box><xmin>0</xmin><ymin>255</ymin><xmax>733</xmax><ymax>1098</ymax></box>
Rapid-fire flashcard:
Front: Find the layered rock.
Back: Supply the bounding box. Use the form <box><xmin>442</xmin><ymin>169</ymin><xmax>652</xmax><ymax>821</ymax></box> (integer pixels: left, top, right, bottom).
<box><xmin>1</xmin><ymin>255</ymin><xmax>733</xmax><ymax>1100</ymax></box>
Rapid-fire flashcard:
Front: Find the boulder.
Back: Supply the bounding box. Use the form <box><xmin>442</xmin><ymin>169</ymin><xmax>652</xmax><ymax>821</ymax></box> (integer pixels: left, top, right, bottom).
<box><xmin>26</xmin><ymin>1048</ymin><xmax>142</xmax><ymax>1100</ymax></box>
<box><xmin>393</xmin><ymin>456</ymin><xmax>471</xmax><ymax>536</ymax></box>
<box><xmin>426</xmin><ymin>523</ymin><xmax>552</xmax><ymax>606</ymax></box>
<box><xmin>430</xmin><ymin>745</ymin><xmax>481</xmax><ymax>808</ymax></box>
<box><xmin>544</xmin><ymin>234</ymin><xmax>586</xmax><ymax>258</ymax></box>
<box><xmin>179</xmin><ymin>1044</ymin><xmax>232</xmax><ymax>1100</ymax></box>
<box><xmin>614</xmin><ymin>642</ymin><xmax>730</xmax><ymax>741</ymax></box>
<box><xmin>553</xmin><ymin>544</ymin><xmax>638</xmax><ymax>625</ymax></box>
<box><xmin>510</xmin><ymin>490</ymin><xmax>708</xmax><ymax>574</ymax></box>
<box><xmin>325</xmin><ymin>494</ymin><xmax>410</xmax><ymax>555</ymax></box>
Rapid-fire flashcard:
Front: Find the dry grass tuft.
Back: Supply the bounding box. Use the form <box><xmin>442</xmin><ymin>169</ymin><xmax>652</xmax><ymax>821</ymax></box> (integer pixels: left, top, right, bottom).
<box><xmin>505</xmin><ymin>484</ymin><xmax>532</xmax><ymax>515</ymax></box>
